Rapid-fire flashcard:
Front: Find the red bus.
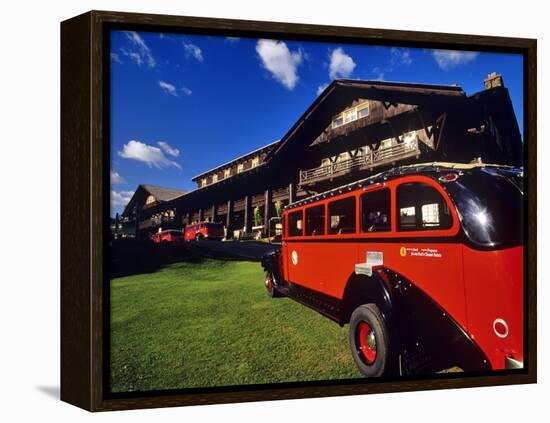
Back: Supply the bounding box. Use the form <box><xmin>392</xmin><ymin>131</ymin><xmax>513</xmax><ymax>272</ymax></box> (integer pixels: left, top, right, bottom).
<box><xmin>152</xmin><ymin>229</ymin><xmax>185</xmax><ymax>244</ymax></box>
<box><xmin>184</xmin><ymin>221</ymin><xmax>225</xmax><ymax>241</ymax></box>
<box><xmin>261</xmin><ymin>163</ymin><xmax>524</xmax><ymax>377</ymax></box>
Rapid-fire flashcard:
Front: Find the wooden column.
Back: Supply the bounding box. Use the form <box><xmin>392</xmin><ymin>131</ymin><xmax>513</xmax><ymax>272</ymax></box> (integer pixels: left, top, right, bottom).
<box><xmin>289</xmin><ymin>182</ymin><xmax>297</xmax><ymax>204</ymax></box>
<box><xmin>211</xmin><ymin>204</ymin><xmax>218</xmax><ymax>223</ymax></box>
<box><xmin>135</xmin><ymin>206</ymin><xmax>141</xmax><ymax>240</ymax></box>
<box><xmin>198</xmin><ymin>208</ymin><xmax>204</xmax><ymax>222</ymax></box>
<box><xmin>263</xmin><ymin>189</ymin><xmax>272</xmax><ymax>237</ymax></box>
<box><xmin>225</xmin><ymin>200</ymin><xmax>234</xmax><ymax>239</ymax></box>
<box><xmin>174</xmin><ymin>208</ymin><xmax>182</xmax><ymax>230</ymax></box>
<box><xmin>244</xmin><ymin>195</ymin><xmax>252</xmax><ymax>234</ymax></box>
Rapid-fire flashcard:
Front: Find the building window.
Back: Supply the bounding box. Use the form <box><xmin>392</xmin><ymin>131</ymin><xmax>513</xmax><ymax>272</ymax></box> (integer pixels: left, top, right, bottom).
<box><xmin>201</xmin><ymin>178</ymin><xmax>208</xmax><ymax>187</ymax></box>
<box><xmin>288</xmin><ymin>210</ymin><xmax>303</xmax><ymax>237</ymax></box>
<box><xmin>212</xmin><ymin>174</ymin><xmax>218</xmax><ymax>183</ymax></box>
<box><xmin>338</xmin><ymin>152</ymin><xmax>350</xmax><ymax>162</ymax></box>
<box><xmin>332</xmin><ymin>116</ymin><xmax>344</xmax><ymax>128</ymax></box>
<box><xmin>224</xmin><ymin>168</ymin><xmax>231</xmax><ymax>178</ymax></box>
<box><xmin>331</xmin><ymin>101</ymin><xmax>369</xmax><ymax>129</ymax></box>
<box><xmin>145</xmin><ymin>195</ymin><xmax>156</xmax><ymax>205</ymax></box>
<box><xmin>343</xmin><ymin>109</ymin><xmax>357</xmax><ymax>124</ymax></box>
<box><xmin>328</xmin><ymin>196</ymin><xmax>356</xmax><ymax>235</ymax></box>
<box><xmin>400</xmin><ymin>130</ymin><xmax>417</xmax><ymax>149</ymax></box>
<box><xmin>321</xmin><ymin>158</ymin><xmax>331</xmax><ymax>167</ymax></box>
<box><xmin>251</xmin><ymin>157</ymin><xmax>260</xmax><ymax>167</ymax></box>
<box><xmin>361</xmin><ymin>189</ymin><xmax>391</xmax><ymax>232</ymax></box>
<box><xmin>379</xmin><ymin>138</ymin><xmax>394</xmax><ymax>149</ymax></box>
<box><xmin>358</xmin><ymin>146</ymin><xmax>370</xmax><ymax>156</ymax></box>
<box><xmin>237</xmin><ymin>163</ymin><xmax>244</xmax><ymax>173</ymax></box>
<box><xmin>397</xmin><ymin>182</ymin><xmax>452</xmax><ymax>231</ymax></box>
<box><xmin>305</xmin><ymin>205</ymin><xmax>325</xmax><ymax>236</ymax></box>
<box><xmin>357</xmin><ymin>103</ymin><xmax>369</xmax><ymax>118</ymax></box>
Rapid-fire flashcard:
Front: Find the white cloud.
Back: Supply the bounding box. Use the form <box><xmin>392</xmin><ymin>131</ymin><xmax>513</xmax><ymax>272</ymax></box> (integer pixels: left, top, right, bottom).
<box><xmin>181</xmin><ymin>87</ymin><xmax>193</xmax><ymax>96</ymax></box>
<box><xmin>110</xmin><ymin>170</ymin><xmax>125</xmax><ymax>184</ymax></box>
<box><xmin>157</xmin><ymin>141</ymin><xmax>180</xmax><ymax>157</ymax></box>
<box><xmin>123</xmin><ymin>31</ymin><xmax>156</xmax><ymax>67</ymax></box>
<box><xmin>391</xmin><ymin>47</ymin><xmax>412</xmax><ymax>66</ymax></box>
<box><xmin>317</xmin><ymin>83</ymin><xmax>329</xmax><ymax>96</ymax></box>
<box><xmin>225</xmin><ymin>37</ymin><xmax>240</xmax><ymax>43</ymax></box>
<box><xmin>118</xmin><ymin>140</ymin><xmax>182</xmax><ymax>170</ymax></box>
<box><xmin>120</xmin><ymin>48</ymin><xmax>142</xmax><ymax>66</ymax></box>
<box><xmin>183</xmin><ymin>42</ymin><xmax>204</xmax><ymax>62</ymax></box>
<box><xmin>373</xmin><ymin>72</ymin><xmax>385</xmax><ymax>81</ymax></box>
<box><xmin>256</xmin><ymin>39</ymin><xmax>303</xmax><ymax>90</ymax></box>
<box><xmin>110</xmin><ymin>52</ymin><xmax>122</xmax><ymax>64</ymax></box>
<box><xmin>111</xmin><ymin>190</ymin><xmax>134</xmax><ymax>208</ymax></box>
<box><xmin>329</xmin><ymin>47</ymin><xmax>356</xmax><ymax>80</ymax></box>
<box><xmin>158</xmin><ymin>80</ymin><xmax>178</xmax><ymax>97</ymax></box>
<box><xmin>432</xmin><ymin>50</ymin><xmax>479</xmax><ymax>70</ymax></box>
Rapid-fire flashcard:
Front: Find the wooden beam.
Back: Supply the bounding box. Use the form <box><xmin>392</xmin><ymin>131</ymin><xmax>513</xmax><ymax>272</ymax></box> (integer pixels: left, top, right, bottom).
<box><xmin>289</xmin><ymin>182</ymin><xmax>297</xmax><ymax>204</ymax></box>
<box><xmin>225</xmin><ymin>200</ymin><xmax>234</xmax><ymax>239</ymax></box>
<box><xmin>263</xmin><ymin>189</ymin><xmax>272</xmax><ymax>237</ymax></box>
<box><xmin>243</xmin><ymin>195</ymin><xmax>252</xmax><ymax>233</ymax></box>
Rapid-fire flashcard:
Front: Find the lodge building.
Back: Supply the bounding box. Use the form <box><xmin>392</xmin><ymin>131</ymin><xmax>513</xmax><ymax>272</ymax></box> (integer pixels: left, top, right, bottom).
<box><xmin>121</xmin><ymin>73</ymin><xmax>522</xmax><ymax>240</ymax></box>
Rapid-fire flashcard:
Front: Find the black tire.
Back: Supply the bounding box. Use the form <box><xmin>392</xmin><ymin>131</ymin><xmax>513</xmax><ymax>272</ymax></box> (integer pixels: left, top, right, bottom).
<box><xmin>349</xmin><ymin>303</ymin><xmax>391</xmax><ymax>377</ymax></box>
<box><xmin>264</xmin><ymin>271</ymin><xmax>282</xmax><ymax>298</ymax></box>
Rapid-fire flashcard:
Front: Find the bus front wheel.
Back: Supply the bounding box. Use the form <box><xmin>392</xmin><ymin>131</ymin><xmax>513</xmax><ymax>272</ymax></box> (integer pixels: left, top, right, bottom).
<box><xmin>349</xmin><ymin>303</ymin><xmax>391</xmax><ymax>377</ymax></box>
<box><xmin>264</xmin><ymin>271</ymin><xmax>282</xmax><ymax>298</ymax></box>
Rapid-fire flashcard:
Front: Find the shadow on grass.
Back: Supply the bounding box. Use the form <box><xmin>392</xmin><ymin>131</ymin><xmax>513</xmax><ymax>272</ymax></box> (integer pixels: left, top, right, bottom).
<box><xmin>110</xmin><ymin>239</ymin><xmax>206</xmax><ymax>278</ymax></box>
<box><xmin>110</xmin><ymin>239</ymin><xmax>265</xmax><ymax>278</ymax></box>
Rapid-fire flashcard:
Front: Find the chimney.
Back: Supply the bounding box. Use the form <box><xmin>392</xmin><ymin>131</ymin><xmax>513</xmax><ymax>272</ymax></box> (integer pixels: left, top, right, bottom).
<box><xmin>484</xmin><ymin>72</ymin><xmax>504</xmax><ymax>90</ymax></box>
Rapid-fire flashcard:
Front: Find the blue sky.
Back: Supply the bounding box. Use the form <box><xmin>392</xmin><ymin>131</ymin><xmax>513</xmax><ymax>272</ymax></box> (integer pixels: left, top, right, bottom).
<box><xmin>110</xmin><ymin>30</ymin><xmax>524</xmax><ymax>216</ymax></box>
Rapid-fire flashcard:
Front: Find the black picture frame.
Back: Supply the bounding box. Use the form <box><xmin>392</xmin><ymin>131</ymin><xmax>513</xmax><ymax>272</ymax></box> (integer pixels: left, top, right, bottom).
<box><xmin>61</xmin><ymin>10</ymin><xmax>537</xmax><ymax>411</ymax></box>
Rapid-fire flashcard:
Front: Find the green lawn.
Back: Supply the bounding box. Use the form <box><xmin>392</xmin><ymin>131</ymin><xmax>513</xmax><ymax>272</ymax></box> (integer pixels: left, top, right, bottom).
<box><xmin>110</xmin><ymin>258</ymin><xmax>362</xmax><ymax>393</ymax></box>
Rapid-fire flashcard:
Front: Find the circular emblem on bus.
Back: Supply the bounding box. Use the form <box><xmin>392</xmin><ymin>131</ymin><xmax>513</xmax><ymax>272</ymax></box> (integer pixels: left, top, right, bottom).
<box><xmin>400</xmin><ymin>247</ymin><xmax>407</xmax><ymax>257</ymax></box>
<box><xmin>493</xmin><ymin>318</ymin><xmax>509</xmax><ymax>338</ymax></box>
<box><xmin>291</xmin><ymin>250</ymin><xmax>298</xmax><ymax>266</ymax></box>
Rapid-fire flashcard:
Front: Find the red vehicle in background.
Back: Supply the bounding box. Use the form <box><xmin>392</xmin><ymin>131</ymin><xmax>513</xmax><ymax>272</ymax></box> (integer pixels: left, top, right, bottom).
<box><xmin>152</xmin><ymin>229</ymin><xmax>185</xmax><ymax>244</ymax></box>
<box><xmin>261</xmin><ymin>163</ymin><xmax>524</xmax><ymax>377</ymax></box>
<box><xmin>184</xmin><ymin>221</ymin><xmax>225</xmax><ymax>241</ymax></box>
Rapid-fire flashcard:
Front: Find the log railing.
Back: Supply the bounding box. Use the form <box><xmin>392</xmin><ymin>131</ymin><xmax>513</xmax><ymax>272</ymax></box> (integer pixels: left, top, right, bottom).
<box><xmin>299</xmin><ymin>139</ymin><xmax>420</xmax><ymax>185</ymax></box>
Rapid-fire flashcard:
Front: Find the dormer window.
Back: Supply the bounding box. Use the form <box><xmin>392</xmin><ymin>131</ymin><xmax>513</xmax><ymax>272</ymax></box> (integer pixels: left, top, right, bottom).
<box><xmin>332</xmin><ymin>101</ymin><xmax>369</xmax><ymax>129</ymax></box>
<box><xmin>201</xmin><ymin>178</ymin><xmax>208</xmax><ymax>187</ymax></box>
<box><xmin>224</xmin><ymin>168</ymin><xmax>231</xmax><ymax>178</ymax></box>
<box><xmin>332</xmin><ymin>116</ymin><xmax>344</xmax><ymax>128</ymax></box>
<box><xmin>343</xmin><ymin>109</ymin><xmax>357</xmax><ymax>124</ymax></box>
<box><xmin>251</xmin><ymin>157</ymin><xmax>260</xmax><ymax>167</ymax></box>
<box><xmin>212</xmin><ymin>174</ymin><xmax>218</xmax><ymax>183</ymax></box>
<box><xmin>237</xmin><ymin>163</ymin><xmax>244</xmax><ymax>173</ymax></box>
<box><xmin>357</xmin><ymin>102</ymin><xmax>369</xmax><ymax>119</ymax></box>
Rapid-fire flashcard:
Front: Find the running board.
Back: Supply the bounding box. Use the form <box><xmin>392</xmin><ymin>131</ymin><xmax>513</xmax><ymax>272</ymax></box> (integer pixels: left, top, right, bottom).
<box><xmin>277</xmin><ymin>282</ymin><xmax>343</xmax><ymax>325</ymax></box>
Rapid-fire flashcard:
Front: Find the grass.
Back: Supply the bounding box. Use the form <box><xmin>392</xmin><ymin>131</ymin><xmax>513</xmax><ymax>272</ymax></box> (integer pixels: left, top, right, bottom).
<box><xmin>110</xmin><ymin>258</ymin><xmax>362</xmax><ymax>393</ymax></box>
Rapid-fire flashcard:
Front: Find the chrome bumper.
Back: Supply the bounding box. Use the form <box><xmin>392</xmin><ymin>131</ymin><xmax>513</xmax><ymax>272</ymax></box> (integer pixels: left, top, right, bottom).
<box><xmin>505</xmin><ymin>356</ymin><xmax>524</xmax><ymax>369</ymax></box>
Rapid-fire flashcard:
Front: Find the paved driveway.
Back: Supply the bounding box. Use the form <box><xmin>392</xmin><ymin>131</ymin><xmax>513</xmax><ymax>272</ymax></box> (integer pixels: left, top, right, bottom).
<box><xmin>187</xmin><ymin>240</ymin><xmax>278</xmax><ymax>261</ymax></box>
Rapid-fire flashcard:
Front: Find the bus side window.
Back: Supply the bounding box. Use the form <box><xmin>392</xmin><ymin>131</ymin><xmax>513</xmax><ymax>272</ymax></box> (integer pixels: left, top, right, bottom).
<box><xmin>397</xmin><ymin>182</ymin><xmax>452</xmax><ymax>231</ymax></box>
<box><xmin>328</xmin><ymin>196</ymin><xmax>356</xmax><ymax>235</ymax></box>
<box><xmin>305</xmin><ymin>205</ymin><xmax>325</xmax><ymax>236</ymax></box>
<box><xmin>361</xmin><ymin>189</ymin><xmax>391</xmax><ymax>232</ymax></box>
<box><xmin>288</xmin><ymin>210</ymin><xmax>304</xmax><ymax>237</ymax></box>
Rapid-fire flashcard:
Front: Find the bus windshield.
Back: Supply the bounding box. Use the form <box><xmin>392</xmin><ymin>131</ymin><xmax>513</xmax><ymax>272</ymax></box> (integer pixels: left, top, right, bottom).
<box><xmin>445</xmin><ymin>168</ymin><xmax>523</xmax><ymax>249</ymax></box>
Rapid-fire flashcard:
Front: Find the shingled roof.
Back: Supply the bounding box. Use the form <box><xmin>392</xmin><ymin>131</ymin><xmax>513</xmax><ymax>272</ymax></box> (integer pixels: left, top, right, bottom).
<box><xmin>121</xmin><ymin>184</ymin><xmax>187</xmax><ymax>217</ymax></box>
<box><xmin>140</xmin><ymin>184</ymin><xmax>187</xmax><ymax>202</ymax></box>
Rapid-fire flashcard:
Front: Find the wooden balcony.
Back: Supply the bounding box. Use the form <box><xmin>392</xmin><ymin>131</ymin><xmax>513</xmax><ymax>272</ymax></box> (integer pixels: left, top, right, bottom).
<box><xmin>299</xmin><ymin>139</ymin><xmax>421</xmax><ymax>186</ymax></box>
